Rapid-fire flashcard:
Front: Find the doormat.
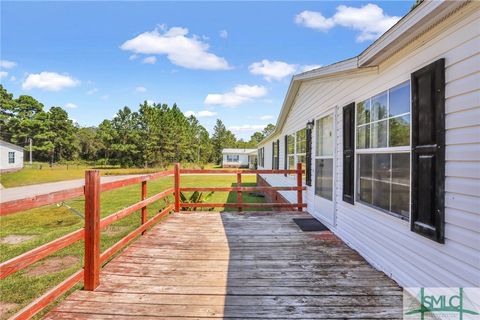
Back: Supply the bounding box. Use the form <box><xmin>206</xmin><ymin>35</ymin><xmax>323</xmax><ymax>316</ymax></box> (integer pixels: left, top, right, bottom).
<box><xmin>293</xmin><ymin>218</ymin><xmax>329</xmax><ymax>232</ymax></box>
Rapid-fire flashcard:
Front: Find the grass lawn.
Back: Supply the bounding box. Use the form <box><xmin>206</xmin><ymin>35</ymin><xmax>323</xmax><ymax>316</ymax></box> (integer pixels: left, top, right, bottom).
<box><xmin>0</xmin><ymin>163</ymin><xmax>223</xmax><ymax>188</ymax></box>
<box><xmin>0</xmin><ymin>174</ymin><xmax>265</xmax><ymax>319</ymax></box>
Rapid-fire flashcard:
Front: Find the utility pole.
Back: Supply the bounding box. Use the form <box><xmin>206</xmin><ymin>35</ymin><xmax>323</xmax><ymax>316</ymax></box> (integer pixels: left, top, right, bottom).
<box><xmin>29</xmin><ymin>138</ymin><xmax>33</xmax><ymax>165</ymax></box>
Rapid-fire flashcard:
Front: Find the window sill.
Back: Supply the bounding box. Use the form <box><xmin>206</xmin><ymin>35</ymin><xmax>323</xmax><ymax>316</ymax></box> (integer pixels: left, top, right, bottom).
<box><xmin>354</xmin><ymin>200</ymin><xmax>410</xmax><ymax>224</ymax></box>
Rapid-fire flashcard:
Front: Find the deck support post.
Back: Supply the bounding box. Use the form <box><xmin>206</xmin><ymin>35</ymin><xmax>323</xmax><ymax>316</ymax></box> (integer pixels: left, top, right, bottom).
<box><xmin>174</xmin><ymin>163</ymin><xmax>180</xmax><ymax>213</ymax></box>
<box><xmin>237</xmin><ymin>172</ymin><xmax>242</xmax><ymax>212</ymax></box>
<box><xmin>84</xmin><ymin>170</ymin><xmax>100</xmax><ymax>291</ymax></box>
<box><xmin>141</xmin><ymin>181</ymin><xmax>147</xmax><ymax>235</ymax></box>
<box><xmin>297</xmin><ymin>163</ymin><xmax>303</xmax><ymax>212</ymax></box>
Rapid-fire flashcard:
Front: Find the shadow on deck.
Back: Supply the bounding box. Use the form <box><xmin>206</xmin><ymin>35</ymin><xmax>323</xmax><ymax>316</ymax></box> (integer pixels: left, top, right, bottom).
<box><xmin>45</xmin><ymin>211</ymin><xmax>403</xmax><ymax>319</ymax></box>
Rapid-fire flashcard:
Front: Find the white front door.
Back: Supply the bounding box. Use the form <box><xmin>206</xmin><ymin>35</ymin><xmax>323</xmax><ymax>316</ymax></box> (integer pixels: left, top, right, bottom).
<box><xmin>314</xmin><ymin>112</ymin><xmax>336</xmax><ymax>226</ymax></box>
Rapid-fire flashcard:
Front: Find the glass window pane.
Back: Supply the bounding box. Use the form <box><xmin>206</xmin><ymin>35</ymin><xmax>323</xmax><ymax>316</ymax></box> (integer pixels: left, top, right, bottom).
<box><xmin>371</xmin><ymin>120</ymin><xmax>388</xmax><ymax>148</ymax></box>
<box><xmin>392</xmin><ymin>153</ymin><xmax>409</xmax><ymax>185</ymax></box>
<box><xmin>389</xmin><ymin>115</ymin><xmax>410</xmax><ymax>147</ymax></box>
<box><xmin>287</xmin><ymin>135</ymin><xmax>295</xmax><ymax>154</ymax></box>
<box><xmin>373</xmin><ymin>153</ymin><xmax>390</xmax><ymax>181</ymax></box>
<box><xmin>296</xmin><ymin>129</ymin><xmax>306</xmax><ymax>153</ymax></box>
<box><xmin>359</xmin><ymin>154</ymin><xmax>373</xmax><ymax>178</ymax></box>
<box><xmin>288</xmin><ymin>155</ymin><xmax>295</xmax><ymax>170</ymax></box>
<box><xmin>359</xmin><ymin>178</ymin><xmax>373</xmax><ymax>204</ymax></box>
<box><xmin>391</xmin><ymin>184</ymin><xmax>409</xmax><ymax>219</ymax></box>
<box><xmin>357</xmin><ymin>100</ymin><xmax>370</xmax><ymax>125</ymax></box>
<box><xmin>371</xmin><ymin>92</ymin><xmax>388</xmax><ymax>121</ymax></box>
<box><xmin>372</xmin><ymin>180</ymin><xmax>390</xmax><ymax>211</ymax></box>
<box><xmin>389</xmin><ymin>81</ymin><xmax>410</xmax><ymax>117</ymax></box>
<box><xmin>316</xmin><ymin>115</ymin><xmax>334</xmax><ymax>156</ymax></box>
<box><xmin>357</xmin><ymin>125</ymin><xmax>370</xmax><ymax>149</ymax></box>
<box><xmin>315</xmin><ymin>159</ymin><xmax>333</xmax><ymax>200</ymax></box>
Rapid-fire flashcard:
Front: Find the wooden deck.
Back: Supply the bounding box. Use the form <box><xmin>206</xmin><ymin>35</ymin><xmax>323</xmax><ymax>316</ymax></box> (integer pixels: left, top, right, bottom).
<box><xmin>45</xmin><ymin>211</ymin><xmax>403</xmax><ymax>319</ymax></box>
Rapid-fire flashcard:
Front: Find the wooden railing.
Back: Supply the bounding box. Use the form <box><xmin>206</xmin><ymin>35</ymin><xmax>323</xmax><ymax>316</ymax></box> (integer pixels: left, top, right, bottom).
<box><xmin>175</xmin><ymin>162</ymin><xmax>306</xmax><ymax>211</ymax></box>
<box><xmin>0</xmin><ymin>164</ymin><xmax>305</xmax><ymax>319</ymax></box>
<box><xmin>0</xmin><ymin>170</ymin><xmax>175</xmax><ymax>320</ymax></box>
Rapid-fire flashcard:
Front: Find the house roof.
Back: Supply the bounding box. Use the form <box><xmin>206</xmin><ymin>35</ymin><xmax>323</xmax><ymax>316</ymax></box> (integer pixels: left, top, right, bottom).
<box><xmin>0</xmin><ymin>140</ymin><xmax>24</xmax><ymax>152</ymax></box>
<box><xmin>260</xmin><ymin>0</ymin><xmax>469</xmax><ymax>145</ymax></box>
<box><xmin>222</xmin><ymin>148</ymin><xmax>257</xmax><ymax>155</ymax></box>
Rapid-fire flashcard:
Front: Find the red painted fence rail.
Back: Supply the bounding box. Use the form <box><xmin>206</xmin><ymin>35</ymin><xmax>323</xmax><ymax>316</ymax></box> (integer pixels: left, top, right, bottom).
<box><xmin>0</xmin><ymin>163</ymin><xmax>305</xmax><ymax>319</ymax></box>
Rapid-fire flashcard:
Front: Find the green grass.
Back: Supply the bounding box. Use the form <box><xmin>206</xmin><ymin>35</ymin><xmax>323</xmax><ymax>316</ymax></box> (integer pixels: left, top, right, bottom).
<box><xmin>0</xmin><ymin>163</ymin><xmax>223</xmax><ymax>188</ymax></box>
<box><xmin>0</xmin><ymin>174</ymin><xmax>264</xmax><ymax>319</ymax></box>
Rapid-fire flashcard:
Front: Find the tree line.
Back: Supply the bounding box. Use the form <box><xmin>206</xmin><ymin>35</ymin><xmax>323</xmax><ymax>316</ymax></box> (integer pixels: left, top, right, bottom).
<box><xmin>0</xmin><ymin>85</ymin><xmax>275</xmax><ymax>167</ymax></box>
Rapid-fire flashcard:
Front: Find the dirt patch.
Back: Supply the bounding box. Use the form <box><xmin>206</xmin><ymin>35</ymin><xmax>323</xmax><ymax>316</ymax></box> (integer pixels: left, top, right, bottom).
<box><xmin>26</xmin><ymin>256</ymin><xmax>80</xmax><ymax>277</ymax></box>
<box><xmin>0</xmin><ymin>302</ymin><xmax>18</xmax><ymax>318</ymax></box>
<box><xmin>0</xmin><ymin>235</ymin><xmax>36</xmax><ymax>245</ymax></box>
<box><xmin>102</xmin><ymin>225</ymin><xmax>129</xmax><ymax>237</ymax></box>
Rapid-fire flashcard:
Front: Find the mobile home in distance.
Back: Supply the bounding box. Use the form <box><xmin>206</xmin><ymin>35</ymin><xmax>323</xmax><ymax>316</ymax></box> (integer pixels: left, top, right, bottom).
<box><xmin>257</xmin><ymin>1</ymin><xmax>479</xmax><ymax>288</ymax></box>
<box><xmin>222</xmin><ymin>148</ymin><xmax>257</xmax><ymax>168</ymax></box>
<box><xmin>0</xmin><ymin>140</ymin><xmax>24</xmax><ymax>173</ymax></box>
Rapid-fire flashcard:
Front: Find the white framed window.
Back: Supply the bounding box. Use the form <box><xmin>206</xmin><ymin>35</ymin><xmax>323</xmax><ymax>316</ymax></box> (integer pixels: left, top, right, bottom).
<box><xmin>226</xmin><ymin>154</ymin><xmax>240</xmax><ymax>162</ymax></box>
<box><xmin>356</xmin><ymin>81</ymin><xmax>411</xmax><ymax>220</ymax></box>
<box><xmin>8</xmin><ymin>152</ymin><xmax>15</xmax><ymax>164</ymax></box>
<box><xmin>296</xmin><ymin>128</ymin><xmax>306</xmax><ymax>171</ymax></box>
<box><xmin>287</xmin><ymin>134</ymin><xmax>295</xmax><ymax>172</ymax></box>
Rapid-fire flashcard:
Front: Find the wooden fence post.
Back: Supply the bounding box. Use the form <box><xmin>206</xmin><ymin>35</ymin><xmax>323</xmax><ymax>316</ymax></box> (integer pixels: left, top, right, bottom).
<box><xmin>174</xmin><ymin>163</ymin><xmax>180</xmax><ymax>213</ymax></box>
<box><xmin>237</xmin><ymin>172</ymin><xmax>242</xmax><ymax>212</ymax></box>
<box><xmin>84</xmin><ymin>170</ymin><xmax>100</xmax><ymax>291</ymax></box>
<box><xmin>141</xmin><ymin>181</ymin><xmax>147</xmax><ymax>235</ymax></box>
<box><xmin>297</xmin><ymin>162</ymin><xmax>303</xmax><ymax>212</ymax></box>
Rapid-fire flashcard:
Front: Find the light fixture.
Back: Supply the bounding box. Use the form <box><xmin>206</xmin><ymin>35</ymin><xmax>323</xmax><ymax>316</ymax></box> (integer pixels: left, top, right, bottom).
<box><xmin>306</xmin><ymin>120</ymin><xmax>315</xmax><ymax>130</ymax></box>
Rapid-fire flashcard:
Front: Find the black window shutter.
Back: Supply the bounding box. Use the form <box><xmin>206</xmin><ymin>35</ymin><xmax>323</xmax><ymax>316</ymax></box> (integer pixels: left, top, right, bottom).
<box><xmin>411</xmin><ymin>58</ymin><xmax>445</xmax><ymax>243</ymax></box>
<box><xmin>276</xmin><ymin>139</ymin><xmax>280</xmax><ymax>170</ymax></box>
<box><xmin>306</xmin><ymin>126</ymin><xmax>312</xmax><ymax>186</ymax></box>
<box><xmin>271</xmin><ymin>141</ymin><xmax>275</xmax><ymax>169</ymax></box>
<box><xmin>343</xmin><ymin>103</ymin><xmax>355</xmax><ymax>204</ymax></box>
<box><xmin>284</xmin><ymin>135</ymin><xmax>288</xmax><ymax>176</ymax></box>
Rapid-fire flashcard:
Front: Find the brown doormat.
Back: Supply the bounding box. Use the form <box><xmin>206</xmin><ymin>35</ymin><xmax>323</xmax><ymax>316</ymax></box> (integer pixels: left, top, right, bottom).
<box><xmin>293</xmin><ymin>218</ymin><xmax>329</xmax><ymax>231</ymax></box>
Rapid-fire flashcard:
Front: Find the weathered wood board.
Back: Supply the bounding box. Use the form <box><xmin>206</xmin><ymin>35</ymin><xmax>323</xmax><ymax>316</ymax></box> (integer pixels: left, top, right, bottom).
<box><xmin>45</xmin><ymin>211</ymin><xmax>402</xmax><ymax>319</ymax></box>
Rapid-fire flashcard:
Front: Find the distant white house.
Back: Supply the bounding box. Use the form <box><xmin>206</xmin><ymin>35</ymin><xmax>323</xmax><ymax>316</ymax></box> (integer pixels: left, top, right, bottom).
<box><xmin>222</xmin><ymin>149</ymin><xmax>257</xmax><ymax>168</ymax></box>
<box><xmin>0</xmin><ymin>140</ymin><xmax>24</xmax><ymax>172</ymax></box>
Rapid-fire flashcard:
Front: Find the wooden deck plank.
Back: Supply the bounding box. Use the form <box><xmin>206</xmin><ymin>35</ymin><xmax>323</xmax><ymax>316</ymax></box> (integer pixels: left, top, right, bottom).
<box><xmin>45</xmin><ymin>211</ymin><xmax>403</xmax><ymax>319</ymax></box>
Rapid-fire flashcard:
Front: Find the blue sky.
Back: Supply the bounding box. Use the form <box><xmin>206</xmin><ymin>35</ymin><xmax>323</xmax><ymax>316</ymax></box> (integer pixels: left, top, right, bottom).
<box><xmin>1</xmin><ymin>1</ymin><xmax>413</xmax><ymax>139</ymax></box>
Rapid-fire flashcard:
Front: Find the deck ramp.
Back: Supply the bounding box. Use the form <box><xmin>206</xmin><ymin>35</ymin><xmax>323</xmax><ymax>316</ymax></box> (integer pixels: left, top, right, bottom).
<box><xmin>46</xmin><ymin>211</ymin><xmax>403</xmax><ymax>319</ymax></box>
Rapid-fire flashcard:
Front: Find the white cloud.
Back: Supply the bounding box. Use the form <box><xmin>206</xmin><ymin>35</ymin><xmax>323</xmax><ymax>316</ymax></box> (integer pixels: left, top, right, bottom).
<box><xmin>0</xmin><ymin>60</ymin><xmax>17</xmax><ymax>69</ymax></box>
<box><xmin>184</xmin><ymin>110</ymin><xmax>196</xmax><ymax>117</ymax></box>
<box><xmin>295</xmin><ymin>11</ymin><xmax>335</xmax><ymax>31</ymax></box>
<box><xmin>121</xmin><ymin>26</ymin><xmax>230</xmax><ymax>70</ymax></box>
<box><xmin>249</xmin><ymin>60</ymin><xmax>297</xmax><ymax>82</ymax></box>
<box><xmin>260</xmin><ymin>115</ymin><xmax>273</xmax><ymax>120</ymax></box>
<box><xmin>295</xmin><ymin>4</ymin><xmax>401</xmax><ymax>42</ymax></box>
<box><xmin>0</xmin><ymin>71</ymin><xmax>8</xmax><ymax>79</ymax></box>
<box><xmin>299</xmin><ymin>64</ymin><xmax>322</xmax><ymax>73</ymax></box>
<box><xmin>205</xmin><ymin>84</ymin><xmax>267</xmax><ymax>107</ymax></box>
<box><xmin>142</xmin><ymin>56</ymin><xmax>157</xmax><ymax>64</ymax></box>
<box><xmin>129</xmin><ymin>54</ymin><xmax>139</xmax><ymax>60</ymax></box>
<box><xmin>228</xmin><ymin>124</ymin><xmax>267</xmax><ymax>134</ymax></box>
<box><xmin>64</xmin><ymin>102</ymin><xmax>78</xmax><ymax>109</ymax></box>
<box><xmin>219</xmin><ymin>30</ymin><xmax>228</xmax><ymax>39</ymax></box>
<box><xmin>184</xmin><ymin>110</ymin><xmax>218</xmax><ymax>118</ymax></box>
<box><xmin>10</xmin><ymin>76</ymin><xmax>16</xmax><ymax>82</ymax></box>
<box><xmin>249</xmin><ymin>60</ymin><xmax>323</xmax><ymax>80</ymax></box>
<box><xmin>22</xmin><ymin>72</ymin><xmax>79</xmax><ymax>91</ymax></box>
<box><xmin>101</xmin><ymin>94</ymin><xmax>110</xmax><ymax>100</ymax></box>
<box><xmin>135</xmin><ymin>86</ymin><xmax>147</xmax><ymax>93</ymax></box>
<box><xmin>86</xmin><ymin>88</ymin><xmax>99</xmax><ymax>95</ymax></box>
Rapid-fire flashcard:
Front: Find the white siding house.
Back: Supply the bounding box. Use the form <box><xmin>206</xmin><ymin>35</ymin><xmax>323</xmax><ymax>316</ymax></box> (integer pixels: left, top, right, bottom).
<box><xmin>0</xmin><ymin>140</ymin><xmax>24</xmax><ymax>172</ymax></box>
<box><xmin>222</xmin><ymin>149</ymin><xmax>257</xmax><ymax>168</ymax></box>
<box><xmin>258</xmin><ymin>0</ymin><xmax>479</xmax><ymax>288</ymax></box>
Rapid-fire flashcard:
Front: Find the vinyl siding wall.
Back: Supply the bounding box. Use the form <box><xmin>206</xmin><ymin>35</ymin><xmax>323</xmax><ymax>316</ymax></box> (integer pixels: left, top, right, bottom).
<box><xmin>258</xmin><ymin>6</ymin><xmax>480</xmax><ymax>287</ymax></box>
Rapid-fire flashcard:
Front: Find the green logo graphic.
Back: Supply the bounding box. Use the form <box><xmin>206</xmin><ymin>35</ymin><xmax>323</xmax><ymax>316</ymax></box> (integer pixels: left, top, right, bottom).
<box><xmin>404</xmin><ymin>288</ymin><xmax>479</xmax><ymax>320</ymax></box>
